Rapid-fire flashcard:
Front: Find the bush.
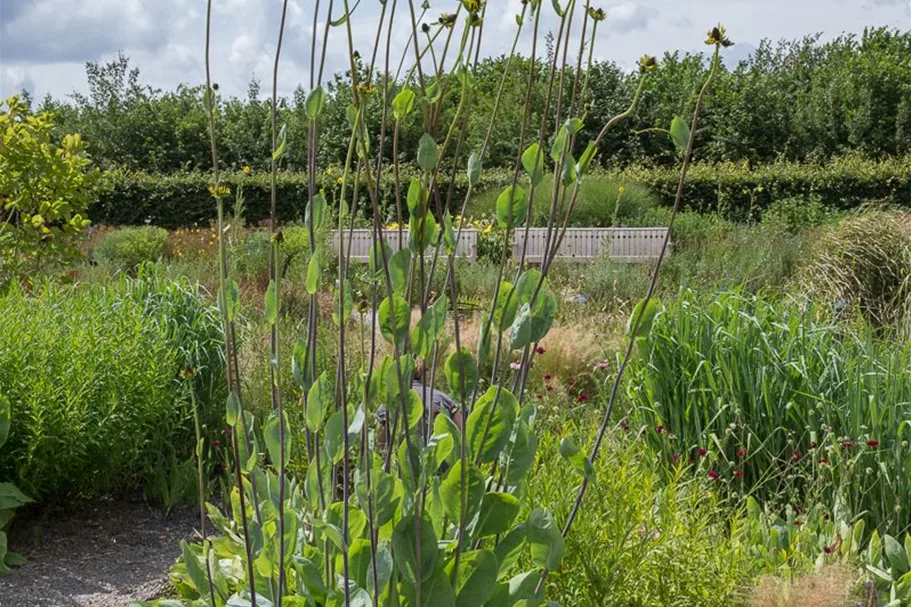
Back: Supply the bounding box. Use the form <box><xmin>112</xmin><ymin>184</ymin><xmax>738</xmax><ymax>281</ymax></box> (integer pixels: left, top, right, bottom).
<box><xmin>92</xmin><ymin>226</ymin><xmax>169</xmax><ymax>270</ymax></box>
<box><xmin>761</xmin><ymin>195</ymin><xmax>835</xmax><ymax>234</ymax></box>
<box><xmin>529</xmin><ymin>422</ymin><xmax>748</xmax><ymax>606</ymax></box>
<box><xmin>799</xmin><ymin>210</ymin><xmax>911</xmax><ymax>329</ymax></box>
<box><xmin>628</xmin><ymin>290</ymin><xmax>911</xmax><ymax>535</ymax></box>
<box><xmin>0</xmin><ymin>268</ymin><xmax>225</xmax><ymax>501</ymax></box>
<box><xmin>0</xmin><ymin>95</ymin><xmax>99</xmax><ymax>283</ymax></box>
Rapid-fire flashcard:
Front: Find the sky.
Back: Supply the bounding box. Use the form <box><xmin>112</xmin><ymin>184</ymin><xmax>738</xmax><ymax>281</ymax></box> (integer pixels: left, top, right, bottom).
<box><xmin>1</xmin><ymin>0</ymin><xmax>910</xmax><ymax>102</ymax></box>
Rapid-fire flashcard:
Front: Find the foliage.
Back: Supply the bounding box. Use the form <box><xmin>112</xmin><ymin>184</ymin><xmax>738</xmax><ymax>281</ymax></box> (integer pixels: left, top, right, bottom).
<box><xmin>0</xmin><ymin>268</ymin><xmax>224</xmax><ymax>500</ymax></box>
<box><xmin>92</xmin><ymin>225</ymin><xmax>169</xmax><ymax>271</ymax></box>
<box><xmin>628</xmin><ymin>290</ymin><xmax>911</xmax><ymax>536</ymax></box>
<box><xmin>0</xmin><ymin>95</ymin><xmax>98</xmax><ymax>284</ymax></box>
<box><xmin>799</xmin><ymin>210</ymin><xmax>911</xmax><ymax>330</ymax></box>
<box><xmin>0</xmin><ymin>393</ymin><xmax>32</xmax><ymax>574</ymax></box>
<box><xmin>528</xmin><ymin>425</ymin><xmax>748</xmax><ymax>606</ymax></box>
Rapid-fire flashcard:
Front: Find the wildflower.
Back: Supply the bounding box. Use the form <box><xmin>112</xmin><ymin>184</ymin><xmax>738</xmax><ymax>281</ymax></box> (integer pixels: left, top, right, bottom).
<box><xmin>671</xmin><ymin>453</ymin><xmax>681</xmax><ymax>463</ymax></box>
<box><xmin>638</xmin><ymin>55</ymin><xmax>657</xmax><ymax>73</ymax></box>
<box><xmin>618</xmin><ymin>185</ymin><xmax>626</xmax><ymax>195</ymax></box>
<box><xmin>866</xmin><ymin>440</ymin><xmax>879</xmax><ymax>448</ymax></box>
<box><xmin>823</xmin><ymin>512</ymin><xmax>831</xmax><ymax>520</ymax></box>
<box><xmin>619</xmin><ymin>419</ymin><xmax>630</xmax><ymax>431</ymax></box>
<box><xmin>577</xmin><ymin>393</ymin><xmax>588</xmax><ymax>403</ymax></box>
<box><xmin>180</xmin><ymin>366</ymin><xmax>197</xmax><ymax>380</ymax></box>
<box><xmin>211</xmin><ymin>439</ymin><xmax>220</xmax><ymax>448</ymax></box>
<box><xmin>707</xmin><ymin>470</ymin><xmax>719</xmax><ymax>480</ymax></box>
<box><xmin>594</xmin><ymin>360</ymin><xmax>610</xmax><ymax>370</ymax></box>
<box><xmin>737</xmin><ymin>447</ymin><xmax>748</xmax><ymax>459</ymax></box>
<box><xmin>705</xmin><ymin>23</ymin><xmax>734</xmax><ymax>47</ymax></box>
<box><xmin>842</xmin><ymin>441</ymin><xmax>855</xmax><ymax>449</ymax></box>
<box><xmin>337</xmin><ymin>177</ymin><xmax>344</xmax><ymax>185</ymax></box>
<box><xmin>546</xmin><ymin>385</ymin><xmax>554</xmax><ymax>392</ymax></box>
<box><xmin>544</xmin><ymin>374</ymin><xmax>552</xmax><ymax>381</ymax></box>
<box><xmin>792</xmin><ymin>449</ymin><xmax>802</xmax><ymax>462</ymax></box>
<box><xmin>509</xmin><ymin>361</ymin><xmax>522</xmax><ymax>370</ymax></box>
<box><xmin>326</xmin><ymin>167</ymin><xmax>333</xmax><ymax>176</ymax></box>
<box><xmin>793</xmin><ymin>519</ymin><xmax>801</xmax><ymax>527</ymax></box>
<box><xmin>810</xmin><ymin>441</ymin><xmax>818</xmax><ymax>448</ymax></box>
<box><xmin>824</xmin><ymin>545</ymin><xmax>833</xmax><ymax>554</ymax></box>
<box><xmin>733</xmin><ymin>470</ymin><xmax>744</xmax><ymax>479</ymax></box>
<box><xmin>421</xmin><ymin>22</ymin><xmax>430</xmax><ymax>34</ymax></box>
<box><xmin>438</xmin><ymin>12</ymin><xmax>458</xmax><ymax>28</ymax></box>
<box><xmin>819</xmin><ymin>458</ymin><xmax>829</xmax><ymax>465</ymax></box>
<box><xmin>696</xmin><ymin>448</ymin><xmax>708</xmax><ymax>457</ymax></box>
<box><xmin>656</xmin><ymin>425</ymin><xmax>665</xmax><ymax>435</ymax></box>
<box><xmin>242</xmin><ymin>165</ymin><xmax>252</xmax><ymax>176</ymax></box>
<box><xmin>535</xmin><ymin>345</ymin><xmax>546</xmax><ymax>355</ymax></box>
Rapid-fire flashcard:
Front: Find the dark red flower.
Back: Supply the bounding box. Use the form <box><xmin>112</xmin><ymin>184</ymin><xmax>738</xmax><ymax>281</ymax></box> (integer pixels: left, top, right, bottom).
<box><xmin>819</xmin><ymin>458</ymin><xmax>829</xmax><ymax>465</ymax></box>
<box><xmin>577</xmin><ymin>393</ymin><xmax>588</xmax><ymax>403</ymax></box>
<box><xmin>671</xmin><ymin>453</ymin><xmax>681</xmax><ymax>463</ymax></box>
<box><xmin>544</xmin><ymin>374</ymin><xmax>552</xmax><ymax>381</ymax></box>
<box><xmin>737</xmin><ymin>448</ymin><xmax>748</xmax><ymax>458</ymax></box>
<box><xmin>823</xmin><ymin>512</ymin><xmax>831</xmax><ymax>520</ymax></box>
<box><xmin>866</xmin><ymin>440</ymin><xmax>879</xmax><ymax>448</ymax></box>
<box><xmin>656</xmin><ymin>425</ymin><xmax>665</xmax><ymax>435</ymax></box>
<box><xmin>211</xmin><ymin>439</ymin><xmax>220</xmax><ymax>448</ymax></box>
<box><xmin>546</xmin><ymin>385</ymin><xmax>554</xmax><ymax>392</ymax></box>
<box><xmin>824</xmin><ymin>545</ymin><xmax>833</xmax><ymax>554</ymax></box>
<box><xmin>794</xmin><ymin>505</ymin><xmax>803</xmax><ymax>514</ymax></box>
<box><xmin>793</xmin><ymin>519</ymin><xmax>801</xmax><ymax>526</ymax></box>
<box><xmin>842</xmin><ymin>441</ymin><xmax>855</xmax><ymax>449</ymax></box>
<box><xmin>535</xmin><ymin>346</ymin><xmax>546</xmax><ymax>355</ymax></box>
<box><xmin>707</xmin><ymin>470</ymin><xmax>719</xmax><ymax>480</ymax></box>
<box><xmin>810</xmin><ymin>441</ymin><xmax>818</xmax><ymax>448</ymax></box>
<box><xmin>733</xmin><ymin>469</ymin><xmax>744</xmax><ymax>479</ymax></box>
<box><xmin>696</xmin><ymin>448</ymin><xmax>708</xmax><ymax>457</ymax></box>
<box><xmin>619</xmin><ymin>419</ymin><xmax>630</xmax><ymax>431</ymax></box>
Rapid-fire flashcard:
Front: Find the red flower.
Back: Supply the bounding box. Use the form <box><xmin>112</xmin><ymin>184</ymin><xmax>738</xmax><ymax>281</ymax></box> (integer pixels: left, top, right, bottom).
<box><xmin>594</xmin><ymin>360</ymin><xmax>610</xmax><ymax>370</ymax></box>
<box><xmin>535</xmin><ymin>393</ymin><xmax>543</xmax><ymax>399</ymax></box>
<box><xmin>535</xmin><ymin>346</ymin><xmax>546</xmax><ymax>355</ymax></box>
<box><xmin>733</xmin><ymin>470</ymin><xmax>744</xmax><ymax>479</ymax></box>
<box><xmin>793</xmin><ymin>519</ymin><xmax>802</xmax><ymax>526</ymax></box>
<box><xmin>544</xmin><ymin>374</ymin><xmax>552</xmax><ymax>381</ymax></box>
<box><xmin>824</xmin><ymin>545</ymin><xmax>833</xmax><ymax>554</ymax></box>
<box><xmin>792</xmin><ymin>449</ymin><xmax>802</xmax><ymax>462</ymax></box>
<box><xmin>577</xmin><ymin>393</ymin><xmax>588</xmax><ymax>403</ymax></box>
<box><xmin>737</xmin><ymin>448</ymin><xmax>748</xmax><ymax>458</ymax></box>
<box><xmin>546</xmin><ymin>385</ymin><xmax>554</xmax><ymax>392</ymax></box>
<box><xmin>211</xmin><ymin>439</ymin><xmax>220</xmax><ymax>448</ymax></box>
<box><xmin>619</xmin><ymin>419</ymin><xmax>630</xmax><ymax>431</ymax></box>
<box><xmin>823</xmin><ymin>512</ymin><xmax>831</xmax><ymax>520</ymax></box>
<box><xmin>819</xmin><ymin>458</ymin><xmax>829</xmax><ymax>465</ymax></box>
<box><xmin>842</xmin><ymin>441</ymin><xmax>855</xmax><ymax>449</ymax></box>
<box><xmin>671</xmin><ymin>453</ymin><xmax>681</xmax><ymax>463</ymax></box>
<box><xmin>794</xmin><ymin>505</ymin><xmax>804</xmax><ymax>514</ymax></box>
<box><xmin>707</xmin><ymin>470</ymin><xmax>719</xmax><ymax>480</ymax></box>
<box><xmin>696</xmin><ymin>448</ymin><xmax>708</xmax><ymax>457</ymax></box>
<box><xmin>656</xmin><ymin>425</ymin><xmax>665</xmax><ymax>435</ymax></box>
<box><xmin>810</xmin><ymin>441</ymin><xmax>818</xmax><ymax>448</ymax></box>
<box><xmin>866</xmin><ymin>440</ymin><xmax>879</xmax><ymax>448</ymax></box>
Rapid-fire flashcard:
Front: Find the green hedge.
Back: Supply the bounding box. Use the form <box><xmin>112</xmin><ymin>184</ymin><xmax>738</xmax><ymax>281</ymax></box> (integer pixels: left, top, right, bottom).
<box><xmin>619</xmin><ymin>155</ymin><xmax>911</xmax><ymax>218</ymax></box>
<box><xmin>90</xmin><ymin>156</ymin><xmax>911</xmax><ymax>228</ymax></box>
<box><xmin>0</xmin><ymin>268</ymin><xmax>225</xmax><ymax>501</ymax></box>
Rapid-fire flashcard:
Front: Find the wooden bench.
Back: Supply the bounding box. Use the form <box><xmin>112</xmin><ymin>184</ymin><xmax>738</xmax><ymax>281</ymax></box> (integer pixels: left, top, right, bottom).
<box><xmin>331</xmin><ymin>227</ymin><xmax>668</xmax><ymax>263</ymax></box>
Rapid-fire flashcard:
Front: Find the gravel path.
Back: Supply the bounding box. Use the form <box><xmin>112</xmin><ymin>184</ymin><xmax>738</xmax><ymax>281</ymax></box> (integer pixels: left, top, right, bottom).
<box><xmin>0</xmin><ymin>499</ymin><xmax>197</xmax><ymax>607</ymax></box>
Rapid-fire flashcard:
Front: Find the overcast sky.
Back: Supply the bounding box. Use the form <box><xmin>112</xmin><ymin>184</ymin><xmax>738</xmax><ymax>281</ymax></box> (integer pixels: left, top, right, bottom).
<box><xmin>1</xmin><ymin>0</ymin><xmax>909</xmax><ymax>102</ymax></box>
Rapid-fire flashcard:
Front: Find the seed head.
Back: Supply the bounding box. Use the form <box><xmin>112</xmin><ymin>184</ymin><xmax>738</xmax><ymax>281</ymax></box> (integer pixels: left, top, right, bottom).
<box><xmin>587</xmin><ymin>7</ymin><xmax>607</xmax><ymax>22</ymax></box>
<box><xmin>705</xmin><ymin>23</ymin><xmax>734</xmax><ymax>47</ymax></box>
<box><xmin>638</xmin><ymin>55</ymin><xmax>657</xmax><ymax>73</ymax></box>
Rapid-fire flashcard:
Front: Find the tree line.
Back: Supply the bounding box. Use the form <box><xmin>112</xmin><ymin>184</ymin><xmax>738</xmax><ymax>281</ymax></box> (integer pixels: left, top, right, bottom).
<box><xmin>25</xmin><ymin>26</ymin><xmax>911</xmax><ymax>174</ymax></box>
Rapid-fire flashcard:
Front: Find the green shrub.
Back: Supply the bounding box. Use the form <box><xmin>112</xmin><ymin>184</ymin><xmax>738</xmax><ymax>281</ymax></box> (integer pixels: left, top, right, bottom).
<box><xmin>92</xmin><ymin>225</ymin><xmax>169</xmax><ymax>270</ymax></box>
<box><xmin>761</xmin><ymin>195</ymin><xmax>835</xmax><ymax>234</ymax></box>
<box><xmin>529</xmin><ymin>422</ymin><xmax>748</xmax><ymax>606</ymax></box>
<box><xmin>799</xmin><ymin>210</ymin><xmax>911</xmax><ymax>329</ymax></box>
<box><xmin>0</xmin><ymin>268</ymin><xmax>224</xmax><ymax>501</ymax></box>
<box><xmin>628</xmin><ymin>290</ymin><xmax>911</xmax><ymax>536</ymax></box>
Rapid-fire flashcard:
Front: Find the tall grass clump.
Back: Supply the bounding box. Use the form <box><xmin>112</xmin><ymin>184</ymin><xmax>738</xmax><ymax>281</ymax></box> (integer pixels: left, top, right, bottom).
<box><xmin>92</xmin><ymin>225</ymin><xmax>170</xmax><ymax>271</ymax></box>
<box><xmin>0</xmin><ymin>269</ymin><xmax>224</xmax><ymax>501</ymax></box>
<box><xmin>628</xmin><ymin>290</ymin><xmax>911</xmax><ymax>535</ymax></box>
<box><xmin>799</xmin><ymin>209</ymin><xmax>911</xmax><ymax>330</ymax></box>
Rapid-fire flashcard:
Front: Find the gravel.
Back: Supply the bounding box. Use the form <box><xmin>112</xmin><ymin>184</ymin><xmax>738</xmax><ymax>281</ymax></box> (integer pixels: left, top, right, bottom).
<box><xmin>0</xmin><ymin>498</ymin><xmax>197</xmax><ymax>607</ymax></box>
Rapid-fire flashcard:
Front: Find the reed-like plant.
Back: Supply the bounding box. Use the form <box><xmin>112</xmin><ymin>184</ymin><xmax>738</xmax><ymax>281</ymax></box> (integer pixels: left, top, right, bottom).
<box><xmin>136</xmin><ymin>3</ymin><xmax>729</xmax><ymax>606</ymax></box>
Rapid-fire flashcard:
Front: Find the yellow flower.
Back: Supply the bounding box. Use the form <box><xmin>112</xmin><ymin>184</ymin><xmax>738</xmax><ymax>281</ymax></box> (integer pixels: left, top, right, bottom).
<box><xmin>326</xmin><ymin>167</ymin><xmax>334</xmax><ymax>176</ymax></box>
<box><xmin>619</xmin><ymin>186</ymin><xmax>626</xmax><ymax>195</ymax></box>
<box><xmin>242</xmin><ymin>165</ymin><xmax>252</xmax><ymax>176</ymax></box>
<box><xmin>483</xmin><ymin>224</ymin><xmax>493</xmax><ymax>234</ymax></box>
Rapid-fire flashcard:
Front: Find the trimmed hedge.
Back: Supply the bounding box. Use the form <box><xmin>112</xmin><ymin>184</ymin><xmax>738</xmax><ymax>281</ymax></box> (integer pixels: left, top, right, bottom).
<box><xmin>619</xmin><ymin>155</ymin><xmax>911</xmax><ymax>218</ymax></box>
<box><xmin>90</xmin><ymin>156</ymin><xmax>911</xmax><ymax>228</ymax></box>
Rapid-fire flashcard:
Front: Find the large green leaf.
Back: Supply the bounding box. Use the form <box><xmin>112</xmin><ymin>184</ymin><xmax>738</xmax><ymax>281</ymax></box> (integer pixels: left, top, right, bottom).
<box><xmin>305</xmin><ymin>250</ymin><xmax>322</xmax><ymax>294</ymax></box>
<box><xmin>496</xmin><ymin>186</ymin><xmax>529</xmax><ymax>229</ymax></box>
<box><xmin>0</xmin><ymin>395</ymin><xmax>10</xmax><ymax>448</ymax></box>
<box><xmin>493</xmin><ymin>282</ymin><xmax>518</xmax><ymax>331</ymax></box>
<box><xmin>446</xmin><ymin>549</ymin><xmax>498</xmax><ymax>607</ymax></box>
<box><xmin>306</xmin><ymin>192</ymin><xmax>327</xmax><ymax>230</ymax></box>
<box><xmin>378</xmin><ymin>294</ymin><xmax>411</xmax><ymax>350</ymax></box>
<box><xmin>494</xmin><ymin>524</ymin><xmax>527</xmax><ymax>580</ymax></box>
<box><xmin>559</xmin><ymin>437</ymin><xmax>595</xmax><ymax>481</ymax></box>
<box><xmin>444</xmin><ymin>347</ymin><xmax>478</xmax><ymax>403</ymax></box>
<box><xmin>402</xmin><ymin>565</ymin><xmax>456</xmax><ymax>607</ymax></box>
<box><xmin>467</xmin><ymin>152</ymin><xmax>481</xmax><ymax>186</ymax></box>
<box><xmin>0</xmin><ymin>484</ymin><xmax>31</xmax><ymax>510</ymax></box>
<box><xmin>333</xmin><ymin>279</ymin><xmax>353</xmax><ymax>326</ymax></box>
<box><xmin>509</xmin><ymin>270</ymin><xmax>558</xmax><ymax>350</ymax></box>
<box><xmin>521</xmin><ymin>143</ymin><xmax>544</xmax><ymax>186</ymax></box>
<box><xmin>417</xmin><ymin>133</ymin><xmax>440</xmax><ymax>172</ymax></box>
<box><xmin>412</xmin><ymin>295</ymin><xmax>449</xmax><ymax>359</ymax></box>
<box><xmin>670</xmin><ymin>115</ymin><xmax>691</xmax><ymax>152</ymax></box>
<box><xmin>264</xmin><ymin>411</ymin><xmax>291</xmax><ymax>468</ymax></box>
<box><xmin>323</xmin><ymin>410</ymin><xmax>345</xmax><ymax>464</ymax></box>
<box><xmin>502</xmin><ymin>420</ymin><xmax>537</xmax><ymax>486</ymax></box>
<box><xmin>392</xmin><ymin>514</ymin><xmax>439</xmax><ymax>585</ymax></box>
<box><xmin>466</xmin><ymin>387</ymin><xmax>519</xmax><ymax>463</ymax></box>
<box><xmin>407</xmin><ymin>178</ymin><xmax>427</xmax><ymax>219</ymax></box>
<box><xmin>527</xmin><ymin>508</ymin><xmax>565</xmax><ymax>570</ymax></box>
<box><xmin>409</xmin><ymin>213</ymin><xmax>437</xmax><ymax>252</ymax></box>
<box><xmin>439</xmin><ymin>460</ymin><xmax>485</xmax><ymax>524</ymax></box>
<box><xmin>226</xmin><ymin>391</ymin><xmax>241</xmax><ymax>427</ymax></box>
<box><xmin>626</xmin><ymin>297</ymin><xmax>660</xmax><ymax>340</ymax></box>
<box><xmin>474</xmin><ymin>492</ymin><xmax>520</xmax><ymax>538</ymax></box>
<box><xmin>305</xmin><ymin>86</ymin><xmax>325</xmax><ymax>119</ymax></box>
<box><xmin>306</xmin><ymin>372</ymin><xmax>332</xmax><ymax>432</ymax></box>
<box><xmin>392</xmin><ymin>88</ymin><xmax>416</xmax><ymax>120</ymax></box>
<box><xmin>264</xmin><ymin>279</ymin><xmax>279</xmax><ymax>325</ymax></box>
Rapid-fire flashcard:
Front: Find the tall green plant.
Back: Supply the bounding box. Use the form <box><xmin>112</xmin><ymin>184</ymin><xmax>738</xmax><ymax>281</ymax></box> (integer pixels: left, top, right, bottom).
<box><xmin>136</xmin><ymin>3</ymin><xmax>724</xmax><ymax>607</ymax></box>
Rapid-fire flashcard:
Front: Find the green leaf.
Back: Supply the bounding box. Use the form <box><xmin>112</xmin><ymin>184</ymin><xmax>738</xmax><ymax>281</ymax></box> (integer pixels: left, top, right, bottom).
<box><xmin>305</xmin><ymin>250</ymin><xmax>322</xmax><ymax>294</ymax></box>
<box><xmin>550</xmin><ymin>124</ymin><xmax>568</xmax><ymax>162</ymax></box>
<box><xmin>403</xmin><ymin>565</ymin><xmax>456</xmax><ymax>607</ymax></box>
<box><xmin>409</xmin><ymin>212</ymin><xmax>437</xmax><ymax>252</ymax></box>
<box><xmin>417</xmin><ymin>133</ymin><xmax>440</xmax><ymax>172</ymax></box>
<box><xmin>466</xmin><ymin>387</ymin><xmax>519</xmax><ymax>463</ymax></box>
<box><xmin>551</xmin><ymin>0</ymin><xmax>566</xmax><ymax>17</ymax></box>
<box><xmin>412</xmin><ymin>295</ymin><xmax>449</xmax><ymax>359</ymax></box>
<box><xmin>559</xmin><ymin>437</ymin><xmax>595</xmax><ymax>481</ymax></box>
<box><xmin>180</xmin><ymin>541</ymin><xmax>210</xmax><ymax>596</ymax></box>
<box><xmin>313</xmin><ymin>518</ymin><xmax>347</xmax><ymax>551</ymax></box>
<box><xmin>379</xmin><ymin>294</ymin><xmax>411</xmax><ymax>350</ymax></box>
<box><xmin>273</xmin><ymin>123</ymin><xmax>288</xmax><ymax>161</ymax></box>
<box><xmin>306</xmin><ymin>193</ymin><xmax>327</xmax><ymax>231</ymax></box>
<box><xmin>392</xmin><ymin>88</ymin><xmax>416</xmax><ymax>120</ymax></box>
<box><xmin>388</xmin><ymin>249</ymin><xmax>411</xmax><ymax>294</ymax></box>
<box><xmin>885</xmin><ymin>535</ymin><xmax>910</xmax><ymax>575</ymax></box>
<box><xmin>447</xmin><ymin>549</ymin><xmax>498</xmax><ymax>607</ymax></box>
<box><xmin>333</xmin><ymin>279</ymin><xmax>353</xmax><ymax>326</ymax></box>
<box><xmin>0</xmin><ymin>395</ymin><xmax>10</xmax><ymax>449</ymax></box>
<box><xmin>493</xmin><ymin>282</ymin><xmax>519</xmax><ymax>331</ymax></box>
<box><xmin>291</xmin><ymin>338</ymin><xmax>308</xmax><ymax>388</ymax></box>
<box><xmin>439</xmin><ymin>460</ymin><xmax>485</xmax><ymax>524</ymax></box>
<box><xmin>392</xmin><ymin>514</ymin><xmax>439</xmax><ymax>585</ymax></box>
<box><xmin>509</xmin><ymin>270</ymin><xmax>558</xmax><ymax>350</ymax></box>
<box><xmin>305</xmin><ymin>86</ymin><xmax>325</xmax><ymax>119</ymax></box>
<box><xmin>369</xmin><ymin>239</ymin><xmax>393</xmax><ymax>275</ymax></box>
<box><xmin>226</xmin><ymin>391</ymin><xmax>241</xmax><ymax>427</ymax></box>
<box><xmin>264</xmin><ymin>279</ymin><xmax>279</xmax><ymax>325</ymax></box>
<box><xmin>494</xmin><ymin>524</ymin><xmax>526</xmax><ymax>580</ymax></box>
<box><xmin>502</xmin><ymin>420</ymin><xmax>537</xmax><ymax>486</ymax></box>
<box><xmin>474</xmin><ymin>492</ymin><xmax>520</xmax><ymax>538</ymax></box>
<box><xmin>220</xmin><ymin>279</ymin><xmax>241</xmax><ymax>322</ymax></box>
<box><xmin>407</xmin><ymin>178</ymin><xmax>427</xmax><ymax>218</ymax></box>
<box><xmin>324</xmin><ymin>410</ymin><xmax>344</xmax><ymax>464</ymax></box>
<box><xmin>477</xmin><ymin>312</ymin><xmax>492</xmax><ymax>370</ymax></box>
<box><xmin>444</xmin><ymin>347</ymin><xmax>478</xmax><ymax>403</ymax></box>
<box><xmin>0</xmin><ymin>483</ymin><xmax>31</xmax><ymax>510</ymax></box>
<box><xmin>670</xmin><ymin>115</ymin><xmax>691</xmax><ymax>152</ymax></box>
<box><xmin>442</xmin><ymin>213</ymin><xmax>457</xmax><ymax>255</ymax></box>
<box><xmin>496</xmin><ymin>185</ymin><xmax>529</xmax><ymax>229</ymax></box>
<box><xmin>521</xmin><ymin>143</ymin><xmax>544</xmax><ymax>186</ymax></box>
<box><xmin>527</xmin><ymin>508</ymin><xmax>565</xmax><ymax>570</ymax></box>
<box><xmin>626</xmin><ymin>297</ymin><xmax>659</xmax><ymax>340</ymax></box>
<box><xmin>467</xmin><ymin>152</ymin><xmax>482</xmax><ymax>187</ymax></box>
<box><xmin>576</xmin><ymin>141</ymin><xmax>597</xmax><ymax>176</ymax></box>
<box><xmin>869</xmin><ymin>530</ymin><xmax>883</xmax><ymax>564</ymax></box>
<box><xmin>264</xmin><ymin>411</ymin><xmax>291</xmax><ymax>467</ymax></box>
<box><xmin>307</xmin><ymin>372</ymin><xmax>332</xmax><ymax>432</ymax></box>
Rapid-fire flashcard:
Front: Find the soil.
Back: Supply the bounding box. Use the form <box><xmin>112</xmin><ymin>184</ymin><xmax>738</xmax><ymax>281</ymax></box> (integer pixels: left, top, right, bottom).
<box><xmin>0</xmin><ymin>498</ymin><xmax>197</xmax><ymax>607</ymax></box>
